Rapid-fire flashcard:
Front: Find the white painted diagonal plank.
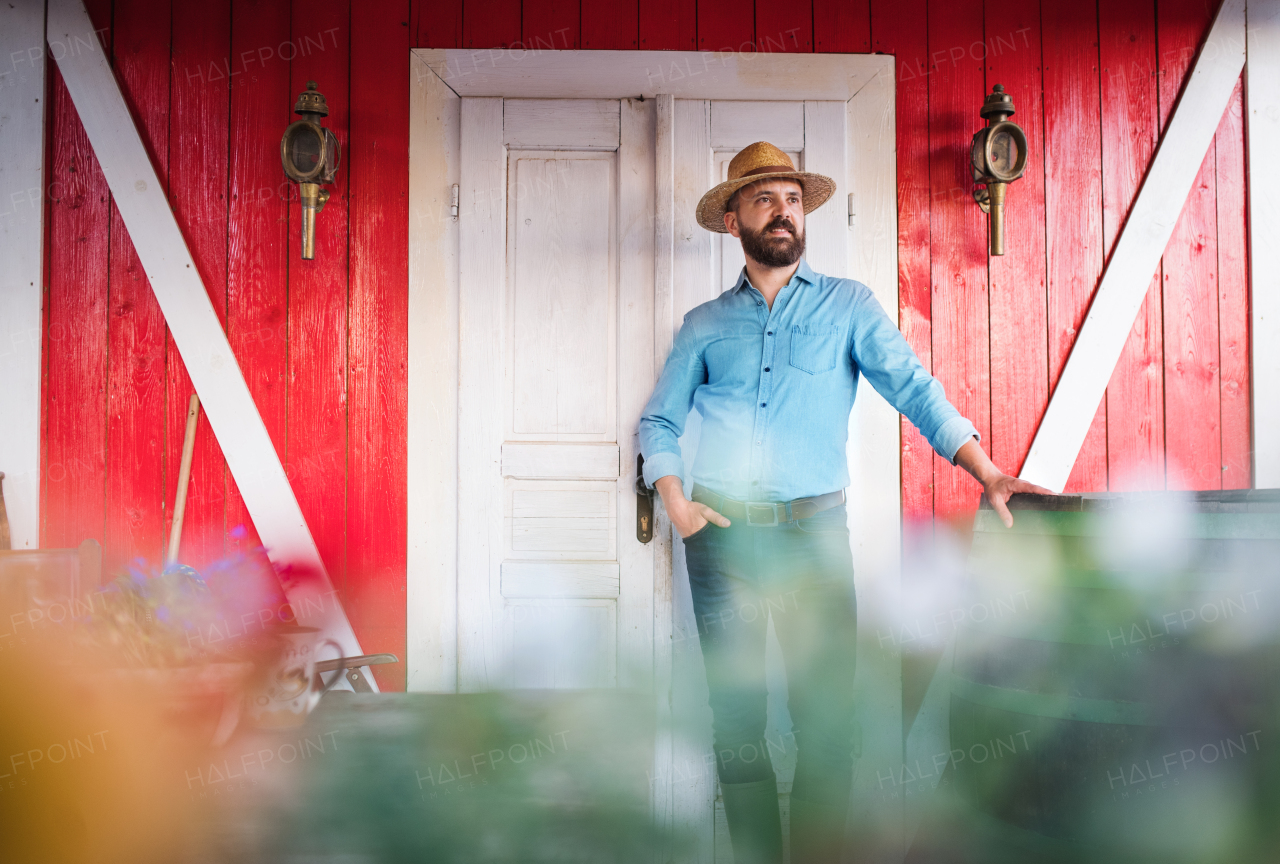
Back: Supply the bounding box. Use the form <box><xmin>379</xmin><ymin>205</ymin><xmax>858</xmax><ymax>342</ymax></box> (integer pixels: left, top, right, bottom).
<box><xmin>47</xmin><ymin>0</ymin><xmax>372</xmax><ymax>687</ymax></box>
<box><xmin>1019</xmin><ymin>0</ymin><xmax>1246</xmax><ymax>492</ymax></box>
<box><xmin>0</xmin><ymin>0</ymin><xmax>46</xmax><ymax>550</ymax></box>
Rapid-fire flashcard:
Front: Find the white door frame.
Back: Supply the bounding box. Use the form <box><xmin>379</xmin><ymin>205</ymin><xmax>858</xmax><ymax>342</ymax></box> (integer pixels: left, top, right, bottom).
<box><xmin>407</xmin><ymin>47</ymin><xmax>901</xmax><ymax>858</ymax></box>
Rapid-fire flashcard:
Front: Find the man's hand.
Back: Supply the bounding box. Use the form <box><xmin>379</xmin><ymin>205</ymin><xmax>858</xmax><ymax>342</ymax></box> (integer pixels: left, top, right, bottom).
<box><xmin>653</xmin><ymin>475</ymin><xmax>731</xmax><ymax>538</ymax></box>
<box><xmin>953</xmin><ymin>438</ymin><xmax>1055</xmax><ymax>528</ymax></box>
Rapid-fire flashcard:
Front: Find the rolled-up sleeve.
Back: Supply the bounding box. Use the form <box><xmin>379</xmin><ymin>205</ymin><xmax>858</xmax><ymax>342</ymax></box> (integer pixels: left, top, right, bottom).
<box><xmin>639</xmin><ymin>313</ymin><xmax>707</xmax><ymax>486</ymax></box>
<box><xmin>848</xmin><ymin>287</ymin><xmax>979</xmax><ymax>464</ymax></box>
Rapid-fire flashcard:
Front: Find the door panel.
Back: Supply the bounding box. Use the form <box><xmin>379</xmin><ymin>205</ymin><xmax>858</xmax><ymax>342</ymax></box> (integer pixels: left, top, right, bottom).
<box><xmin>501</xmin><ymin>561</ymin><xmax>620</xmax><ymax>598</ymax></box>
<box><xmin>507</xmin><ymin>151</ymin><xmax>617</xmax><ymax>440</ymax></box>
<box><xmin>458</xmin><ymin>97</ymin><xmax>655</xmax><ymax>692</ymax></box>
<box><xmin>501</xmin><ymin>443</ymin><xmax>620</xmax><ymax>478</ymax></box>
<box><xmin>710</xmin><ymin>101</ymin><xmax>805</xmax><ymax>150</ymax></box>
<box><xmin>507</xmin><ymin>481</ymin><xmax>616</xmax><ymax>559</ymax></box>
<box><xmin>508</xmin><ymin>599</ymin><xmax>617</xmax><ymax>688</ymax></box>
<box><xmin>503</xmin><ymin>98</ymin><xmax>621</xmax><ymax>150</ymax></box>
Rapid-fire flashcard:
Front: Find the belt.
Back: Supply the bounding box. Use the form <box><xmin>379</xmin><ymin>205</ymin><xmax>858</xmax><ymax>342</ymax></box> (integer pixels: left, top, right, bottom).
<box><xmin>691</xmin><ymin>484</ymin><xmax>846</xmax><ymax>527</ymax></box>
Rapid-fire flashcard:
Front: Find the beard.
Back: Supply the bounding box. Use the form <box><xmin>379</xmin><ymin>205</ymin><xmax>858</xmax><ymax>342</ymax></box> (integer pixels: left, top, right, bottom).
<box><xmin>737</xmin><ymin>215</ymin><xmax>806</xmax><ymax>267</ymax></box>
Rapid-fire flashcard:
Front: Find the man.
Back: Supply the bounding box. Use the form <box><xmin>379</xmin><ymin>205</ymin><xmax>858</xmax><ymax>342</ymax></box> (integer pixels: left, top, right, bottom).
<box><xmin>638</xmin><ymin>142</ymin><xmax>1049</xmax><ymax>863</ymax></box>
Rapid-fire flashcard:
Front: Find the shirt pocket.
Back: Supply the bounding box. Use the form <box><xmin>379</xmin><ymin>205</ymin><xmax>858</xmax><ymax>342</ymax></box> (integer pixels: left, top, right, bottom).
<box><xmin>788</xmin><ymin>324</ymin><xmax>844</xmax><ymax>375</ymax></box>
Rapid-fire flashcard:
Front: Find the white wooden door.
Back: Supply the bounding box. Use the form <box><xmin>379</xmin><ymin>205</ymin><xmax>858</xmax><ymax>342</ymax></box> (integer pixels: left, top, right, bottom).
<box><xmin>457</xmin><ymin>98</ymin><xmax>656</xmax><ymax>691</ymax></box>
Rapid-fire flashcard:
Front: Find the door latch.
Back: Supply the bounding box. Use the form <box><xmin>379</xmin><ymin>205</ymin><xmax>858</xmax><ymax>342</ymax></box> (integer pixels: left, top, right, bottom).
<box><xmin>635</xmin><ymin>454</ymin><xmax>655</xmax><ymax>544</ymax></box>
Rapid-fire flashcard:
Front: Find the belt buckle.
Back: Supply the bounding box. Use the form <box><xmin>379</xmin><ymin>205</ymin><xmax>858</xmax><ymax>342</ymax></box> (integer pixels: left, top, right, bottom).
<box><xmin>746</xmin><ymin>503</ymin><xmax>780</xmax><ymax>527</ymax></box>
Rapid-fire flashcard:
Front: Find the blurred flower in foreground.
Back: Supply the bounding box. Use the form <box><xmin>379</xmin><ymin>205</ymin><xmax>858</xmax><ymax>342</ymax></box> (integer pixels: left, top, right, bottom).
<box><xmin>0</xmin><ymin>543</ymin><xmax>297</xmax><ymax>863</ymax></box>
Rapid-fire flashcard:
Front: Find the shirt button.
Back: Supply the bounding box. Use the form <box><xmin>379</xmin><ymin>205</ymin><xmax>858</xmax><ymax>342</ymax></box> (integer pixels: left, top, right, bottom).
<box><xmin>764</xmin><ymin>367</ymin><xmax>770</xmax><ymax>372</ymax></box>
<box><xmin>760</xmin><ymin>402</ymin><xmax>767</xmax><ymax>407</ymax></box>
<box><xmin>756</xmin><ymin>301</ymin><xmax>763</xmax><ymax>306</ymax></box>
<box><xmin>766</xmin><ymin>331</ymin><xmax>773</xmax><ymax>336</ymax></box>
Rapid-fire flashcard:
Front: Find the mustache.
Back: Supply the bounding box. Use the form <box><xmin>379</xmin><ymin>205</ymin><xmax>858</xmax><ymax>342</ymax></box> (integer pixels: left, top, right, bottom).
<box><xmin>762</xmin><ymin>217</ymin><xmax>796</xmax><ymax>236</ymax></box>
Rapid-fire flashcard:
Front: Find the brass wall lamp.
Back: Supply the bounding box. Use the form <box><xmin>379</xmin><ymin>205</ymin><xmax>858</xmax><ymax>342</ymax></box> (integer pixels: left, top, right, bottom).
<box><xmin>281</xmin><ymin>81</ymin><xmax>341</xmax><ymax>260</ymax></box>
<box><xmin>970</xmin><ymin>84</ymin><xmax>1028</xmax><ymax>256</ymax></box>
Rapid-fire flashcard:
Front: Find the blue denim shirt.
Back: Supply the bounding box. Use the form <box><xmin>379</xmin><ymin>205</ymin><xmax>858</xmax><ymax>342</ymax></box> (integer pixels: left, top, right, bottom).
<box><xmin>638</xmin><ymin>260</ymin><xmax>979</xmax><ymax>501</ymax></box>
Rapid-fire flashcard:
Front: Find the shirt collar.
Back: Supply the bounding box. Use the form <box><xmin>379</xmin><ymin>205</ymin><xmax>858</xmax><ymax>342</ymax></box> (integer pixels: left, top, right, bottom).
<box><xmin>731</xmin><ymin>258</ymin><xmax>817</xmax><ymax>293</ymax></box>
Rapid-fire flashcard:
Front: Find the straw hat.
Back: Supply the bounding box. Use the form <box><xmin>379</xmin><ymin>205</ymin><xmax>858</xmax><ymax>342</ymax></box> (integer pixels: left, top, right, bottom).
<box><xmin>695</xmin><ymin>141</ymin><xmax>836</xmax><ymax>233</ymax></box>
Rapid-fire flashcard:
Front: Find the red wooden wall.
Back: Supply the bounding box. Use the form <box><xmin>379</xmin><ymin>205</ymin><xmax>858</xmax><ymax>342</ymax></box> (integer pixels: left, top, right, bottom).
<box><xmin>41</xmin><ymin>0</ymin><xmax>1248</xmax><ymax>690</ymax></box>
<box><xmin>42</xmin><ymin>0</ymin><xmax>409</xmax><ymax>688</ymax></box>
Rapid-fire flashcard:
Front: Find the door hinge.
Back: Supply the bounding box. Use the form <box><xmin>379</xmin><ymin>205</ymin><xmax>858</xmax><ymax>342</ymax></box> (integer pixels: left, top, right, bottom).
<box><xmin>450</xmin><ymin>184</ymin><xmax>459</xmax><ymax>221</ymax></box>
<box><xmin>847</xmin><ymin>192</ymin><xmax>855</xmax><ymax>229</ymax></box>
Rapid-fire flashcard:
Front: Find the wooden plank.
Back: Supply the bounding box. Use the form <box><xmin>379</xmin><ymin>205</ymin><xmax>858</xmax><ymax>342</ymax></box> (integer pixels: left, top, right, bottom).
<box><xmin>651</xmin><ymin>90</ymin><xmax>677</xmax><ymax>862</ymax></box>
<box><xmin>511</xmin><ymin>518</ymin><xmax>613</xmax><ymax>553</ymax></box>
<box><xmin>167</xmin><ymin>0</ymin><xmax>231</xmax><ymax>568</ymax></box>
<box><xmin>511</xmin><ymin>488</ymin><xmax>610</xmax><ymax>517</ymax></box>
<box><xmin>422</xmin><ymin>49</ymin><xmax>886</xmax><ymax>100</ymax></box>
<box><xmin>670</xmin><ymin>95</ymin><xmax>716</xmax><ymax>864</ymax></box>
<box><xmin>500</xmin><ymin>444</ymin><xmax>620</xmax><ymax>479</ymax></box>
<box><xmin>523</xmin><ymin>0</ymin><xmax>580</xmax><ymax>49</ymax></box>
<box><xmin>699</xmin><ymin>0</ymin><xmax>754</xmax><ymax>51</ymax></box>
<box><xmin>463</xmin><ymin>0</ymin><xmax>521</xmax><ymax>48</ymax></box>
<box><xmin>1250</xmin><ymin>0</ymin><xmax>1280</xmax><ymax>487</ymax></box>
<box><xmin>815</xmin><ymin>0</ymin><xmax>870</xmax><ymax>54</ymax></box>
<box><xmin>639</xmin><ymin>0</ymin><xmax>695</xmax><ymax>50</ymax></box>
<box><xmin>987</xmin><ymin>0</ymin><xmax>1048</xmax><ymax>481</ymax></box>
<box><xmin>226</xmin><ymin>0</ymin><xmax>291</xmax><ymax>555</ymax></box>
<box><xmin>672</xmin><ymin>99</ymin><xmax>713</xmax><ymax>323</ymax></box>
<box><xmin>350</xmin><ymin>0</ymin><xmax>411</xmax><ymax>690</ymax></box>
<box><xmin>456</xmin><ymin>96</ymin><xmax>506</xmax><ymax>690</ymax></box>
<box><xmin>500</xmin><ymin>561</ymin><xmax>620</xmax><ymax>598</ymax></box>
<box><xmin>407</xmin><ymin>53</ymin><xmax>460</xmax><ymax>691</ymax></box>
<box><xmin>616</xmin><ymin>97</ymin><xmax>656</xmax><ymax>690</ymax></box>
<box><xmin>582</xmin><ymin>0</ymin><xmax>637</xmax><ymax>50</ymax></box>
<box><xmin>104</xmin><ymin>0</ymin><xmax>172</xmax><ymax>575</ymax></box>
<box><xmin>1043</xmin><ymin>0</ymin><xmax>1107</xmax><ymax>493</ymax></box>
<box><xmin>48</xmin><ymin>0</ymin><xmax>370</xmax><ymax>678</ymax></box>
<box><xmin>870</xmin><ymin>0</ymin><xmax>932</xmax><ymax>521</ymax></box>
<box><xmin>927</xmin><ymin>0</ymin><xmax>988</xmax><ymax>520</ymax></box>
<box><xmin>1018</xmin><ymin>0</ymin><xmax>1245</xmax><ymax>493</ymax></box>
<box><xmin>654</xmin><ymin>93</ymin><xmax>675</xmax><ymax>367</ymax></box>
<box><xmin>503</xmin><ymin>98</ymin><xmax>621</xmax><ymax>149</ymax></box>
<box><xmin>845</xmin><ymin>66</ymin><xmax>905</xmax><ymax>862</ymax></box>
<box><xmin>1216</xmin><ymin>79</ymin><xmax>1250</xmax><ymax>489</ymax></box>
<box><xmin>412</xmin><ymin>0</ymin><xmax>462</xmax><ymax>48</ymax></box>
<box><xmin>709</xmin><ymin>101</ymin><xmax>804</xmax><ymax>150</ymax></box>
<box><xmin>0</xmin><ymin>0</ymin><xmax>46</xmax><ymax>550</ymax></box>
<box><xmin>42</xmin><ymin>57</ymin><xmax>111</xmax><ymax>556</ymax></box>
<box><xmin>801</xmin><ymin>102</ymin><xmax>846</xmax><ymax>279</ymax></box>
<box><xmin>1159</xmin><ymin>0</ymin><xmax>1222</xmax><ymax>491</ymax></box>
<box><xmin>846</xmin><ymin>77</ymin><xmax>902</xmax><ymax>616</ymax></box>
<box><xmin>288</xmin><ymin>0</ymin><xmax>350</xmax><ymax>624</ymax></box>
<box><xmin>868</xmin><ymin>15</ymin><xmax>935</xmax><ymax>837</ymax></box>
<box><xmin>756</xmin><ymin>1</ymin><xmax>813</xmax><ymax>53</ymax></box>
<box><xmin>1100</xmin><ymin>0</ymin><xmax>1161</xmax><ymax>492</ymax></box>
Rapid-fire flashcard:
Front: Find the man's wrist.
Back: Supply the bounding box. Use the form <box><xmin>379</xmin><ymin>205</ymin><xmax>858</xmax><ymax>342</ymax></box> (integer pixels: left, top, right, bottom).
<box><xmin>652</xmin><ymin>475</ymin><xmax>688</xmax><ymax>510</ymax></box>
<box><xmin>955</xmin><ymin>437</ymin><xmax>1004</xmax><ymax>487</ymax></box>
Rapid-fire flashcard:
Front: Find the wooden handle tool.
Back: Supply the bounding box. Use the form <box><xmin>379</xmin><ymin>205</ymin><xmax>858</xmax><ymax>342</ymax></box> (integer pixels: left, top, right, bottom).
<box><xmin>166</xmin><ymin>394</ymin><xmax>201</xmax><ymax>565</ymax></box>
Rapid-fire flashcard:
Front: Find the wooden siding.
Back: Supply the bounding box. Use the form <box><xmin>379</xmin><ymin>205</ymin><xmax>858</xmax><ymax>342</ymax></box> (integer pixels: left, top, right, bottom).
<box><xmin>42</xmin><ymin>0</ymin><xmax>409</xmax><ymax>690</ymax></box>
<box><xmin>40</xmin><ymin>0</ymin><xmax>1248</xmax><ymax>690</ymax></box>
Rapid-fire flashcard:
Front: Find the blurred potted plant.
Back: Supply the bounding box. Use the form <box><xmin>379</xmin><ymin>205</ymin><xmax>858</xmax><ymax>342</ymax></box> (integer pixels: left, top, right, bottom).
<box><xmin>76</xmin><ymin>542</ymin><xmax>292</xmax><ymax>745</ymax></box>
